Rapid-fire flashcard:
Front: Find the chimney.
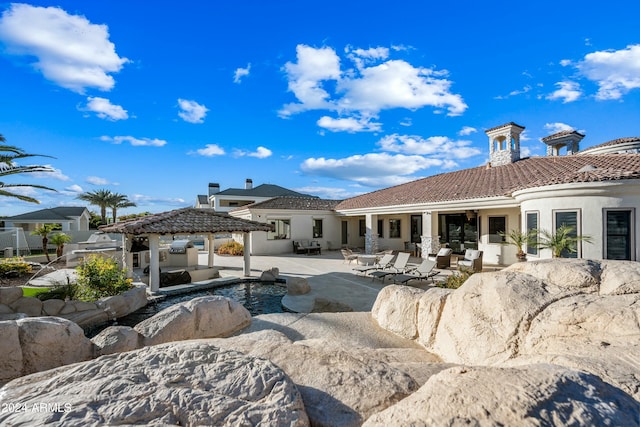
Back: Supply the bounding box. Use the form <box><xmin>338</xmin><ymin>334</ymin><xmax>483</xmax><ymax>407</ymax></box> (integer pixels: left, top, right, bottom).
<box><xmin>245</xmin><ymin>178</ymin><xmax>253</xmax><ymax>190</ymax></box>
<box><xmin>208</xmin><ymin>183</ymin><xmax>220</xmax><ymax>197</ymax></box>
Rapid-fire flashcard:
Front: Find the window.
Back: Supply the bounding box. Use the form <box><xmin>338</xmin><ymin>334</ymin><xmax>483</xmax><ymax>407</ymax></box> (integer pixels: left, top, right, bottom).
<box><xmin>267</xmin><ymin>219</ymin><xmax>291</xmax><ymax>240</ymax></box>
<box><xmin>359</xmin><ymin>219</ymin><xmax>366</xmax><ymax>236</ymax></box>
<box><xmin>488</xmin><ymin>216</ymin><xmax>506</xmax><ymax>243</ymax></box>
<box><xmin>526</xmin><ymin>212</ymin><xmax>538</xmax><ymax>256</ymax></box>
<box><xmin>377</xmin><ymin>219</ymin><xmax>384</xmax><ymax>238</ymax></box>
<box><xmin>312</xmin><ymin>219</ymin><xmax>323</xmax><ymax>238</ymax></box>
<box><xmin>389</xmin><ymin>219</ymin><xmax>401</xmax><ymax>238</ymax></box>
<box><xmin>554</xmin><ymin>210</ymin><xmax>579</xmax><ymax>258</ymax></box>
<box><xmin>605</xmin><ymin>209</ymin><xmax>634</xmax><ymax>260</ymax></box>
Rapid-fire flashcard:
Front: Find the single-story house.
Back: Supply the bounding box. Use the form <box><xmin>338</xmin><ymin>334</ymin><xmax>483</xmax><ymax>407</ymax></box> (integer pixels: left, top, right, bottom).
<box><xmin>229</xmin><ymin>122</ymin><xmax>640</xmax><ymax>265</ymax></box>
<box><xmin>3</xmin><ymin>206</ymin><xmax>91</xmax><ymax>232</ymax></box>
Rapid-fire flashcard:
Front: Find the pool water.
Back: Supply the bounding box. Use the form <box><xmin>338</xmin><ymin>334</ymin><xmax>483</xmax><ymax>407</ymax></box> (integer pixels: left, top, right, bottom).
<box><xmin>86</xmin><ymin>281</ymin><xmax>287</xmax><ymax>337</ymax></box>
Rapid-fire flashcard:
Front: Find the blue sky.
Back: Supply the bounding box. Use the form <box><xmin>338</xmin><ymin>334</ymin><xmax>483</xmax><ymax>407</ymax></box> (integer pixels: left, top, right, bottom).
<box><xmin>1</xmin><ymin>1</ymin><xmax>639</xmax><ymax>217</ymax></box>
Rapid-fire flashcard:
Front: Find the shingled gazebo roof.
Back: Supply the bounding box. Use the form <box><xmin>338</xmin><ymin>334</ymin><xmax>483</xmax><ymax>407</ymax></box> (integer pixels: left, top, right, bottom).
<box><xmin>99</xmin><ymin>208</ymin><xmax>273</xmax><ymax>235</ymax></box>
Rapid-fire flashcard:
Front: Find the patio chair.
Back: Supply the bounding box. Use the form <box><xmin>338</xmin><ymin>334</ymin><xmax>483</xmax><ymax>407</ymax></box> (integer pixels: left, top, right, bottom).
<box><xmin>352</xmin><ymin>253</ymin><xmax>395</xmax><ymax>275</ymax></box>
<box><xmin>458</xmin><ymin>249</ymin><xmax>483</xmax><ymax>273</ymax></box>
<box><xmin>370</xmin><ymin>252</ymin><xmax>411</xmax><ymax>282</ymax></box>
<box><xmin>391</xmin><ymin>259</ymin><xmax>440</xmax><ymax>284</ymax></box>
<box><xmin>341</xmin><ymin>248</ymin><xmax>359</xmax><ymax>264</ymax></box>
<box><xmin>428</xmin><ymin>247</ymin><xmax>453</xmax><ymax>269</ymax></box>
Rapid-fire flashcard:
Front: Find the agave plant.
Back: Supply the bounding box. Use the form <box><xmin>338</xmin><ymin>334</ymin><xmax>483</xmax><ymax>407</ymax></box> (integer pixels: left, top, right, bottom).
<box><xmin>537</xmin><ymin>224</ymin><xmax>593</xmax><ymax>258</ymax></box>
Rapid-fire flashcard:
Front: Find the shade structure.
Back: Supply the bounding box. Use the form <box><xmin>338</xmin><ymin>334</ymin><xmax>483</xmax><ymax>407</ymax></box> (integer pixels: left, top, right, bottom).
<box><xmin>99</xmin><ymin>208</ymin><xmax>273</xmax><ymax>292</ymax></box>
<box><xmin>99</xmin><ymin>207</ymin><xmax>273</xmax><ymax>235</ymax></box>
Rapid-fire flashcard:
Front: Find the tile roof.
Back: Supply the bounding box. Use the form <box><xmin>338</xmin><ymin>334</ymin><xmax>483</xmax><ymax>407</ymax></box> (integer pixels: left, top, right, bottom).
<box><xmin>235</xmin><ymin>196</ymin><xmax>342</xmax><ymax>211</ymax></box>
<box><xmin>541</xmin><ymin>130</ymin><xmax>585</xmax><ymax>142</ymax></box>
<box><xmin>579</xmin><ymin>137</ymin><xmax>640</xmax><ymax>152</ymax></box>
<box><xmin>5</xmin><ymin>207</ymin><xmax>88</xmax><ymax>221</ymax></box>
<box><xmin>485</xmin><ymin>122</ymin><xmax>525</xmax><ymax>133</ymax></box>
<box><xmin>99</xmin><ymin>208</ymin><xmax>273</xmax><ymax>235</ymax></box>
<box><xmin>215</xmin><ymin>183</ymin><xmax>315</xmax><ymax>198</ymax></box>
<box><xmin>336</xmin><ymin>154</ymin><xmax>640</xmax><ymax>210</ymax></box>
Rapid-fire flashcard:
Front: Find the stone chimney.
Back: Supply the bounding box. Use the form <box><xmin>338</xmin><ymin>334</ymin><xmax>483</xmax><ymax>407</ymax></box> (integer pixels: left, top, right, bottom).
<box><xmin>542</xmin><ymin>130</ymin><xmax>585</xmax><ymax>156</ymax></box>
<box><xmin>485</xmin><ymin>122</ymin><xmax>524</xmax><ymax>166</ymax></box>
<box><xmin>208</xmin><ymin>183</ymin><xmax>220</xmax><ymax>197</ymax></box>
<box><xmin>245</xmin><ymin>178</ymin><xmax>253</xmax><ymax>190</ymax></box>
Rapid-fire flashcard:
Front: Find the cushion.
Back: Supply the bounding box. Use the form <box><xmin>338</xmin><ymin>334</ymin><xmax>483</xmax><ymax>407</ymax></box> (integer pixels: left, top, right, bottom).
<box><xmin>465</xmin><ymin>249</ymin><xmax>480</xmax><ymax>260</ymax></box>
<box><xmin>437</xmin><ymin>248</ymin><xmax>452</xmax><ymax>257</ymax></box>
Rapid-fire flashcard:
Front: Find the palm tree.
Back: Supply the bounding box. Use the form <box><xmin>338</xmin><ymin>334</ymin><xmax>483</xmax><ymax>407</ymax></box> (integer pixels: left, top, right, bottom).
<box><xmin>0</xmin><ymin>134</ymin><xmax>56</xmax><ymax>204</ymax></box>
<box><xmin>499</xmin><ymin>229</ymin><xmax>537</xmax><ymax>261</ymax></box>
<box><xmin>108</xmin><ymin>193</ymin><xmax>137</xmax><ymax>223</ymax></box>
<box><xmin>76</xmin><ymin>189</ymin><xmax>115</xmax><ymax>225</ymax></box>
<box><xmin>31</xmin><ymin>224</ymin><xmax>60</xmax><ymax>262</ymax></box>
<box><xmin>538</xmin><ymin>224</ymin><xmax>594</xmax><ymax>258</ymax></box>
<box><xmin>50</xmin><ymin>232</ymin><xmax>72</xmax><ymax>258</ymax></box>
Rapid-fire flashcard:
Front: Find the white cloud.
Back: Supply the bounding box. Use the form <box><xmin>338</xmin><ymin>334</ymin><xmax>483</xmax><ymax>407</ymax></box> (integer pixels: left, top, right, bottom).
<box><xmin>377</xmin><ymin>134</ymin><xmax>481</xmax><ymax>159</ymax></box>
<box><xmin>86</xmin><ymin>176</ymin><xmax>110</xmax><ymax>185</ymax></box>
<box><xmin>129</xmin><ymin>194</ymin><xmax>186</xmax><ymax>206</ymax></box>
<box><xmin>31</xmin><ymin>165</ymin><xmax>70</xmax><ymax>181</ymax></box>
<box><xmin>576</xmin><ymin>44</ymin><xmax>640</xmax><ymax>100</ymax></box>
<box><xmin>458</xmin><ymin>126</ymin><xmax>477</xmax><ymax>136</ymax></box>
<box><xmin>317</xmin><ymin>116</ymin><xmax>382</xmax><ymax>133</ymax></box>
<box><xmin>294</xmin><ymin>185</ymin><xmax>362</xmax><ymax>200</ymax></box>
<box><xmin>280</xmin><ymin>44</ymin><xmax>467</xmax><ymax>127</ymax></box>
<box><xmin>84</xmin><ymin>97</ymin><xmax>128</xmax><ymax>120</ymax></box>
<box><xmin>193</xmin><ymin>144</ymin><xmax>225</xmax><ymax>157</ymax></box>
<box><xmin>546</xmin><ymin>80</ymin><xmax>582</xmax><ymax>103</ymax></box>
<box><xmin>301</xmin><ymin>152</ymin><xmax>445</xmax><ymax>187</ymax></box>
<box><xmin>177</xmin><ymin>99</ymin><xmax>208</xmax><ymax>124</ymax></box>
<box><xmin>543</xmin><ymin>122</ymin><xmax>575</xmax><ymax>134</ymax></box>
<box><xmin>0</xmin><ymin>4</ymin><xmax>128</xmax><ymax>93</ymax></box>
<box><xmin>101</xmin><ymin>135</ymin><xmax>167</xmax><ymax>147</ymax></box>
<box><xmin>233</xmin><ymin>146</ymin><xmax>273</xmax><ymax>159</ymax></box>
<box><xmin>65</xmin><ymin>184</ymin><xmax>83</xmax><ymax>193</ymax></box>
<box><xmin>234</xmin><ymin>63</ymin><xmax>251</xmax><ymax>83</ymax></box>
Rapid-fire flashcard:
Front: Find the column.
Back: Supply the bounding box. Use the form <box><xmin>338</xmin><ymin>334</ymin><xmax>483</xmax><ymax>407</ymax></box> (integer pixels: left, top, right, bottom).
<box><xmin>207</xmin><ymin>234</ymin><xmax>215</xmax><ymax>268</ymax></box>
<box><xmin>243</xmin><ymin>232</ymin><xmax>251</xmax><ymax>276</ymax></box>
<box><xmin>364</xmin><ymin>214</ymin><xmax>378</xmax><ymax>254</ymax></box>
<box><xmin>148</xmin><ymin>234</ymin><xmax>160</xmax><ymax>293</ymax></box>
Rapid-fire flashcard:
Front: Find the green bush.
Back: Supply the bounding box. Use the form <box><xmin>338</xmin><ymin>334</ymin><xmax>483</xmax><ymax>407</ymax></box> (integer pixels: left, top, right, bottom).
<box><xmin>74</xmin><ymin>255</ymin><xmax>133</xmax><ymax>302</ymax></box>
<box><xmin>438</xmin><ymin>270</ymin><xmax>474</xmax><ymax>289</ymax></box>
<box><xmin>0</xmin><ymin>257</ymin><xmax>32</xmax><ymax>276</ymax></box>
<box><xmin>36</xmin><ymin>282</ymin><xmax>79</xmax><ymax>301</ymax></box>
<box><xmin>218</xmin><ymin>241</ymin><xmax>244</xmax><ymax>256</ymax></box>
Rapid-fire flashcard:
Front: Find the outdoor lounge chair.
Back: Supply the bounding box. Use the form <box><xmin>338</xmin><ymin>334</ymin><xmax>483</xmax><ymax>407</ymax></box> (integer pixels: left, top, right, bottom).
<box><xmin>370</xmin><ymin>252</ymin><xmax>411</xmax><ymax>282</ymax></box>
<box><xmin>427</xmin><ymin>247</ymin><xmax>453</xmax><ymax>269</ymax></box>
<box><xmin>391</xmin><ymin>259</ymin><xmax>439</xmax><ymax>284</ymax></box>
<box><xmin>352</xmin><ymin>253</ymin><xmax>395</xmax><ymax>275</ymax></box>
<box><xmin>458</xmin><ymin>249</ymin><xmax>483</xmax><ymax>272</ymax></box>
<box><xmin>341</xmin><ymin>248</ymin><xmax>359</xmax><ymax>264</ymax></box>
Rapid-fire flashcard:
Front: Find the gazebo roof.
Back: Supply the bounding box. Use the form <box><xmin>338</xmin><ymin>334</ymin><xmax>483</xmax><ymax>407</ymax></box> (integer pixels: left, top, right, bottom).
<box><xmin>99</xmin><ymin>208</ymin><xmax>273</xmax><ymax>235</ymax></box>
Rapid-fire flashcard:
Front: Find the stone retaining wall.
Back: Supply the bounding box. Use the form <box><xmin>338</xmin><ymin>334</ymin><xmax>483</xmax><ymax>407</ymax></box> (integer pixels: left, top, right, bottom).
<box><xmin>0</xmin><ymin>285</ymin><xmax>148</xmax><ymax>328</ymax></box>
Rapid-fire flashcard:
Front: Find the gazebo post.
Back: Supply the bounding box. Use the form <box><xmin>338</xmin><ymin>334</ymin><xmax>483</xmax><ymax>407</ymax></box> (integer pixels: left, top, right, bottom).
<box><xmin>207</xmin><ymin>233</ymin><xmax>215</xmax><ymax>268</ymax></box>
<box><xmin>149</xmin><ymin>234</ymin><xmax>160</xmax><ymax>292</ymax></box>
<box><xmin>243</xmin><ymin>232</ymin><xmax>250</xmax><ymax>276</ymax></box>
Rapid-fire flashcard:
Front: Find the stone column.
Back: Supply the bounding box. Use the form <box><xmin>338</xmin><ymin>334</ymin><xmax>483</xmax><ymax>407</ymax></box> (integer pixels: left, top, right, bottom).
<box><xmin>207</xmin><ymin>234</ymin><xmax>215</xmax><ymax>268</ymax></box>
<box><xmin>364</xmin><ymin>214</ymin><xmax>378</xmax><ymax>254</ymax></box>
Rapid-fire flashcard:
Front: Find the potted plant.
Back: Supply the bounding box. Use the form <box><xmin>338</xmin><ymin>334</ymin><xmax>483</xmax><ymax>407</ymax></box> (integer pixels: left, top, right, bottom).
<box><xmin>537</xmin><ymin>224</ymin><xmax>593</xmax><ymax>258</ymax></box>
<box><xmin>499</xmin><ymin>229</ymin><xmax>536</xmax><ymax>262</ymax></box>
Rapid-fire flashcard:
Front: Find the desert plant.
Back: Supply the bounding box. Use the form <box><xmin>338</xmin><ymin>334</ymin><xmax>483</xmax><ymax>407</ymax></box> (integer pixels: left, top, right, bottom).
<box><xmin>49</xmin><ymin>232</ymin><xmax>72</xmax><ymax>258</ymax></box>
<box><xmin>499</xmin><ymin>229</ymin><xmax>537</xmax><ymax>260</ymax></box>
<box><xmin>75</xmin><ymin>255</ymin><xmax>133</xmax><ymax>302</ymax></box>
<box><xmin>217</xmin><ymin>241</ymin><xmax>244</xmax><ymax>256</ymax></box>
<box><xmin>438</xmin><ymin>270</ymin><xmax>474</xmax><ymax>289</ymax></box>
<box><xmin>537</xmin><ymin>224</ymin><xmax>593</xmax><ymax>258</ymax></box>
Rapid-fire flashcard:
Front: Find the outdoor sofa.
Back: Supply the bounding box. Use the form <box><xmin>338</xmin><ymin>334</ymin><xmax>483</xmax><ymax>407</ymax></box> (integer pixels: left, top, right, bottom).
<box><xmin>293</xmin><ymin>240</ymin><xmax>321</xmax><ymax>255</ymax></box>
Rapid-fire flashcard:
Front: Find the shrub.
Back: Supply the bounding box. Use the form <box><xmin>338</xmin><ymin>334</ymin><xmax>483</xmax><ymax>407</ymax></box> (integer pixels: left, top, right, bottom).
<box><xmin>36</xmin><ymin>281</ymin><xmax>79</xmax><ymax>301</ymax></box>
<box><xmin>75</xmin><ymin>255</ymin><xmax>133</xmax><ymax>302</ymax></box>
<box><xmin>438</xmin><ymin>270</ymin><xmax>474</xmax><ymax>289</ymax></box>
<box><xmin>218</xmin><ymin>241</ymin><xmax>244</xmax><ymax>256</ymax></box>
<box><xmin>0</xmin><ymin>257</ymin><xmax>32</xmax><ymax>276</ymax></box>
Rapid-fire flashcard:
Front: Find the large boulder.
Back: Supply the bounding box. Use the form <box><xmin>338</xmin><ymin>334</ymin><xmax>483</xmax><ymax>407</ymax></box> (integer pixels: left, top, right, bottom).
<box><xmin>135</xmin><ymin>295</ymin><xmax>251</xmax><ymax>346</ymax></box>
<box><xmin>91</xmin><ymin>325</ymin><xmax>143</xmax><ymax>355</ymax></box>
<box><xmin>10</xmin><ymin>296</ymin><xmax>43</xmax><ymax>317</ymax></box>
<box><xmin>0</xmin><ymin>286</ymin><xmax>23</xmax><ymax>305</ymax></box>
<box><xmin>416</xmin><ymin>287</ymin><xmax>452</xmax><ymax>350</ymax></box>
<box><xmin>0</xmin><ymin>320</ymin><xmax>22</xmax><ymax>384</ymax></box>
<box><xmin>286</xmin><ymin>276</ymin><xmax>311</xmax><ymax>295</ymax></box>
<box><xmin>0</xmin><ymin>341</ymin><xmax>309</xmax><ymax>426</ymax></box>
<box><xmin>100</xmin><ymin>285</ymin><xmax>148</xmax><ymax>318</ymax></box>
<box><xmin>503</xmin><ymin>258</ymin><xmax>601</xmax><ymax>291</ymax></box>
<box><xmin>363</xmin><ymin>365</ymin><xmax>638</xmax><ymax>426</ymax></box>
<box><xmin>599</xmin><ymin>260</ymin><xmax>640</xmax><ymax>295</ymax></box>
<box><xmin>372</xmin><ymin>285</ymin><xmax>425</xmax><ymax>340</ymax></box>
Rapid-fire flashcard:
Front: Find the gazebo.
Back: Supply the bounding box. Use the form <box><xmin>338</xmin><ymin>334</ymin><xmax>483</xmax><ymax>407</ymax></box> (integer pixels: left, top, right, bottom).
<box><xmin>99</xmin><ymin>208</ymin><xmax>273</xmax><ymax>292</ymax></box>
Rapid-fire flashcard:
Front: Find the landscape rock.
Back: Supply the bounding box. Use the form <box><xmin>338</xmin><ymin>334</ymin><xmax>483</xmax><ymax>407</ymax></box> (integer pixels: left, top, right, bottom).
<box><xmin>0</xmin><ymin>286</ymin><xmax>23</xmax><ymax>305</ymax></box>
<box><xmin>59</xmin><ymin>309</ymin><xmax>110</xmax><ymax>328</ymax></box>
<box><xmin>135</xmin><ymin>295</ymin><xmax>251</xmax><ymax>346</ymax></box>
<box><xmin>286</xmin><ymin>276</ymin><xmax>311</xmax><ymax>295</ymax></box>
<box><xmin>100</xmin><ymin>285</ymin><xmax>147</xmax><ymax>317</ymax></box>
<box><xmin>0</xmin><ymin>303</ymin><xmax>13</xmax><ymax>314</ymax></box>
<box><xmin>260</xmin><ymin>267</ymin><xmax>280</xmax><ymax>281</ymax></box>
<box><xmin>41</xmin><ymin>298</ymin><xmax>65</xmax><ymax>315</ymax></box>
<box><xmin>416</xmin><ymin>287</ymin><xmax>452</xmax><ymax>350</ymax></box>
<box><xmin>9</xmin><ymin>296</ymin><xmax>43</xmax><ymax>317</ymax></box>
<box><xmin>372</xmin><ymin>285</ymin><xmax>425</xmax><ymax>340</ymax></box>
<box><xmin>363</xmin><ymin>364</ymin><xmax>638</xmax><ymax>426</ymax></box>
<box><xmin>91</xmin><ymin>325</ymin><xmax>144</xmax><ymax>355</ymax></box>
<box><xmin>0</xmin><ymin>341</ymin><xmax>309</xmax><ymax>427</ymax></box>
<box><xmin>503</xmin><ymin>258</ymin><xmax>600</xmax><ymax>291</ymax></box>
<box><xmin>210</xmin><ymin>329</ymin><xmax>422</xmax><ymax>427</ymax></box>
<box><xmin>599</xmin><ymin>260</ymin><xmax>640</xmax><ymax>295</ymax></box>
<box><xmin>0</xmin><ymin>321</ymin><xmax>22</xmax><ymax>384</ymax></box>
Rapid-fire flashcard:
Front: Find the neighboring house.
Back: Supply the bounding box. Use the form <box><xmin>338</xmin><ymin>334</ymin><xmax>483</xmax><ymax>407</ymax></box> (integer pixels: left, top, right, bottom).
<box><xmin>230</xmin><ymin>197</ymin><xmax>342</xmax><ymax>254</ymax></box>
<box><xmin>228</xmin><ymin>122</ymin><xmax>640</xmax><ymax>264</ymax></box>
<box><xmin>194</xmin><ymin>179</ymin><xmax>316</xmax><ymax>212</ymax></box>
<box><xmin>4</xmin><ymin>207</ymin><xmax>91</xmax><ymax>232</ymax></box>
